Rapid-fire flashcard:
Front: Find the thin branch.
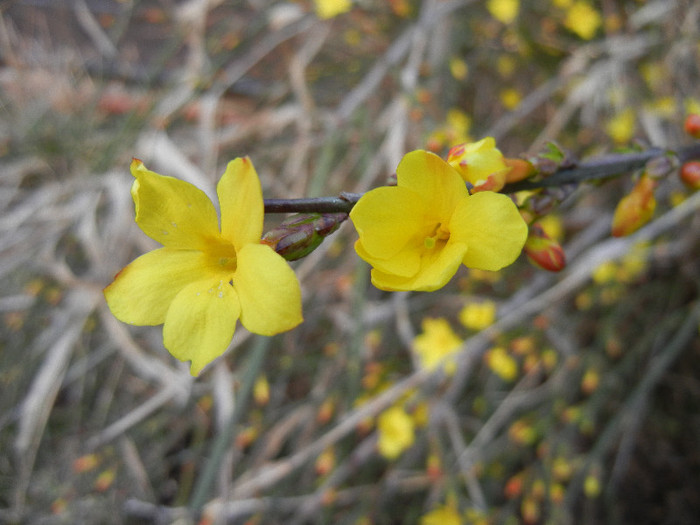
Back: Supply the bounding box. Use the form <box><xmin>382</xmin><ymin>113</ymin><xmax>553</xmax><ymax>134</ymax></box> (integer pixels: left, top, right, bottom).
<box><xmin>263</xmin><ymin>144</ymin><xmax>700</xmax><ymax>214</ymax></box>
<box><xmin>264</xmin><ymin>192</ymin><xmax>362</xmax><ymax>214</ymax></box>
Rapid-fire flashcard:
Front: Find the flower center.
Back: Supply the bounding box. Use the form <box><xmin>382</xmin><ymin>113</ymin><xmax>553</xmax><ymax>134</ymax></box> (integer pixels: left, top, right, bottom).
<box><xmin>203</xmin><ymin>237</ymin><xmax>238</xmax><ymax>276</ymax></box>
<box><xmin>424</xmin><ymin>222</ymin><xmax>450</xmax><ymax>249</ymax></box>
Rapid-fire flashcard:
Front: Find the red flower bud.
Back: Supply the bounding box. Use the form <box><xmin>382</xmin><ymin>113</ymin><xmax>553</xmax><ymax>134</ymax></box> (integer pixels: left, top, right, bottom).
<box><xmin>504</xmin><ymin>157</ymin><xmax>537</xmax><ymax>184</ymax></box>
<box><xmin>683</xmin><ymin>114</ymin><xmax>700</xmax><ymax>139</ymax></box>
<box><xmin>679</xmin><ymin>161</ymin><xmax>700</xmax><ymax>190</ymax></box>
<box><xmin>523</xmin><ymin>224</ymin><xmax>566</xmax><ymax>272</ymax></box>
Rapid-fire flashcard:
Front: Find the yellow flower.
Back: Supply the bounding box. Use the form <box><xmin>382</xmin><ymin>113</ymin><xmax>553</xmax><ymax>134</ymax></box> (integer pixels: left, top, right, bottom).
<box><xmin>420</xmin><ymin>504</ymin><xmax>462</xmax><ymax>525</ymax></box>
<box><xmin>413</xmin><ymin>318</ymin><xmax>463</xmax><ymax>375</ymax></box>
<box><xmin>449</xmin><ymin>57</ymin><xmax>469</xmax><ymax>81</ymax></box>
<box><xmin>104</xmin><ymin>158</ymin><xmax>303</xmax><ymax>375</ymax></box>
<box><xmin>459</xmin><ymin>301</ymin><xmax>496</xmax><ymax>331</ymax></box>
<box><xmin>564</xmin><ymin>1</ymin><xmax>601</xmax><ymax>40</ymax></box>
<box><xmin>377</xmin><ymin>405</ymin><xmax>415</xmax><ymax>460</ymax></box>
<box><xmin>314</xmin><ymin>0</ymin><xmax>352</xmax><ymax>19</ymax></box>
<box><xmin>606</xmin><ymin>108</ymin><xmax>636</xmax><ymax>144</ymax></box>
<box><xmin>500</xmin><ymin>87</ymin><xmax>522</xmax><ymax>109</ymax></box>
<box><xmin>447</xmin><ymin>137</ymin><xmax>512</xmax><ymax>192</ymax></box>
<box><xmin>486</xmin><ymin>346</ymin><xmax>518</xmax><ymax>382</ymax></box>
<box><xmin>487</xmin><ymin>0</ymin><xmax>519</xmax><ymax>25</ymax></box>
<box><xmin>350</xmin><ymin>150</ymin><xmax>527</xmax><ymax>291</ymax></box>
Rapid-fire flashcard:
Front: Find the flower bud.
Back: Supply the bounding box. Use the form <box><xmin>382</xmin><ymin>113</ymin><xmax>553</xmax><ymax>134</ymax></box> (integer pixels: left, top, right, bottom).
<box><xmin>262</xmin><ymin>212</ymin><xmax>348</xmax><ymax>261</ymax></box>
<box><xmin>679</xmin><ymin>161</ymin><xmax>700</xmax><ymax>190</ymax></box>
<box><xmin>447</xmin><ymin>137</ymin><xmax>511</xmax><ymax>192</ymax></box>
<box><xmin>315</xmin><ymin>447</ymin><xmax>336</xmax><ymax>476</ymax></box>
<box><xmin>523</xmin><ymin>224</ymin><xmax>566</xmax><ymax>272</ymax></box>
<box><xmin>611</xmin><ymin>175</ymin><xmax>657</xmax><ymax>237</ymax></box>
<box><xmin>683</xmin><ymin>114</ymin><xmax>700</xmax><ymax>139</ymax></box>
<box><xmin>253</xmin><ymin>374</ymin><xmax>270</xmax><ymax>406</ymax></box>
<box><xmin>504</xmin><ymin>157</ymin><xmax>537</xmax><ymax>184</ymax></box>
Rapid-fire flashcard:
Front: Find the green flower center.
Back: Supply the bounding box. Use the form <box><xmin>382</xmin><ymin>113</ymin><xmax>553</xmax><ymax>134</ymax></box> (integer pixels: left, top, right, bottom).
<box><xmin>424</xmin><ymin>223</ymin><xmax>450</xmax><ymax>249</ymax></box>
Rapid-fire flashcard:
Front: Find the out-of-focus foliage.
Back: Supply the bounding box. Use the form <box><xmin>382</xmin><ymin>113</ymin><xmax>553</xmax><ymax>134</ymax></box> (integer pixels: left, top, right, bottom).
<box><xmin>1</xmin><ymin>1</ymin><xmax>699</xmax><ymax>524</ymax></box>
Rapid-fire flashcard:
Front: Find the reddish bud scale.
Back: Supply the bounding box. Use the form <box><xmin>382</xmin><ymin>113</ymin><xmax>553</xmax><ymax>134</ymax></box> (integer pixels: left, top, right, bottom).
<box><xmin>684</xmin><ymin>114</ymin><xmax>700</xmax><ymax>139</ymax></box>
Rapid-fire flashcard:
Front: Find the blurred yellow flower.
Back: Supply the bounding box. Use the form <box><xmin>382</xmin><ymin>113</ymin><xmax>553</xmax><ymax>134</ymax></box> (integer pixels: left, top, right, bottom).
<box><xmin>448</xmin><ymin>137</ymin><xmax>512</xmax><ymax>192</ymax></box>
<box><xmin>459</xmin><ymin>301</ymin><xmax>496</xmax><ymax>331</ymax></box>
<box><xmin>426</xmin><ymin>109</ymin><xmax>472</xmax><ymax>150</ymax></box>
<box><xmin>413</xmin><ymin>318</ymin><xmax>463</xmax><ymax>375</ymax></box>
<box><xmin>500</xmin><ymin>87</ymin><xmax>521</xmax><ymax>109</ymax></box>
<box><xmin>254</xmin><ymin>374</ymin><xmax>270</xmax><ymax>406</ymax></box>
<box><xmin>537</xmin><ymin>214</ymin><xmax>564</xmax><ymax>242</ymax></box>
<box><xmin>584</xmin><ymin>473</ymin><xmax>601</xmax><ymax>498</ymax></box>
<box><xmin>350</xmin><ymin>150</ymin><xmax>527</xmax><ymax>291</ymax></box>
<box><xmin>606</xmin><ymin>108</ymin><xmax>636</xmax><ymax>144</ymax></box>
<box><xmin>497</xmin><ymin>55</ymin><xmax>517</xmax><ymax>77</ymax></box>
<box><xmin>104</xmin><ymin>159</ymin><xmax>303</xmax><ymax>375</ymax></box>
<box><xmin>377</xmin><ymin>406</ymin><xmax>415</xmax><ymax>460</ymax></box>
<box><xmin>315</xmin><ymin>0</ymin><xmax>352</xmax><ymax>19</ymax></box>
<box><xmin>486</xmin><ymin>346</ymin><xmax>518</xmax><ymax>381</ymax></box>
<box><xmin>618</xmin><ymin>242</ymin><xmax>649</xmax><ymax>282</ymax></box>
<box><xmin>685</xmin><ymin>97</ymin><xmax>700</xmax><ymax>116</ymax></box>
<box><xmin>449</xmin><ymin>57</ymin><xmax>469</xmax><ymax>81</ymax></box>
<box><xmin>420</xmin><ymin>504</ymin><xmax>462</xmax><ymax>525</ymax></box>
<box><xmin>446</xmin><ymin>109</ymin><xmax>472</xmax><ymax>140</ymax></box>
<box><xmin>487</xmin><ymin>0</ymin><xmax>519</xmax><ymax>24</ymax></box>
<box><xmin>592</xmin><ymin>261</ymin><xmax>617</xmax><ymax>284</ymax></box>
<box><xmin>564</xmin><ymin>1</ymin><xmax>601</xmax><ymax>40</ymax></box>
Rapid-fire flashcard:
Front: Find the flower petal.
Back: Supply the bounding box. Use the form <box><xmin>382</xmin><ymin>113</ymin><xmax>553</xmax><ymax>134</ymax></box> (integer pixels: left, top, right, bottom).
<box><xmin>217</xmin><ymin>157</ymin><xmax>264</xmax><ymax>250</ymax></box>
<box><xmin>104</xmin><ymin>248</ymin><xmax>206</xmax><ymax>325</ymax></box>
<box><xmin>370</xmin><ymin>239</ymin><xmax>468</xmax><ymax>292</ymax></box>
<box><xmin>451</xmin><ymin>191</ymin><xmax>527</xmax><ymax>271</ymax></box>
<box><xmin>354</xmin><ymin>239</ymin><xmax>420</xmax><ymax>278</ymax></box>
<box><xmin>130</xmin><ymin>159</ymin><xmax>220</xmax><ymax>249</ymax></box>
<box><xmin>233</xmin><ymin>243</ymin><xmax>302</xmax><ymax>335</ymax></box>
<box><xmin>349</xmin><ymin>186</ymin><xmax>427</xmax><ymax>260</ymax></box>
<box><xmin>163</xmin><ymin>277</ymin><xmax>241</xmax><ymax>376</ymax></box>
<box><xmin>396</xmin><ymin>150</ymin><xmax>469</xmax><ymax>220</ymax></box>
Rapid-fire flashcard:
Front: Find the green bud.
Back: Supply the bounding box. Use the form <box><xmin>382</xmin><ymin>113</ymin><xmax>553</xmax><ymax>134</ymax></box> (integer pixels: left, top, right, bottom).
<box><xmin>262</xmin><ymin>213</ymin><xmax>348</xmax><ymax>261</ymax></box>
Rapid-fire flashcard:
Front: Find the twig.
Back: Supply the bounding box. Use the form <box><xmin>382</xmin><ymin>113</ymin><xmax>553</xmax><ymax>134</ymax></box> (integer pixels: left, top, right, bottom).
<box><xmin>262</xmin><ymin>144</ymin><xmax>700</xmax><ymax>214</ymax></box>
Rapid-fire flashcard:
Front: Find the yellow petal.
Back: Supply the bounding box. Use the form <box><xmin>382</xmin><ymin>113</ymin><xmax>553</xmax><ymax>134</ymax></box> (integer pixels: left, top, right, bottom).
<box><xmin>349</xmin><ymin>186</ymin><xmax>427</xmax><ymax>260</ymax></box>
<box><xmin>354</xmin><ymin>239</ymin><xmax>420</xmax><ymax>278</ymax></box>
<box><xmin>130</xmin><ymin>159</ymin><xmax>220</xmax><ymax>250</ymax></box>
<box><xmin>370</xmin><ymin>240</ymin><xmax>468</xmax><ymax>292</ymax></box>
<box><xmin>163</xmin><ymin>277</ymin><xmax>241</xmax><ymax>376</ymax></box>
<box><xmin>104</xmin><ymin>248</ymin><xmax>206</xmax><ymax>326</ymax></box>
<box><xmin>217</xmin><ymin>157</ymin><xmax>264</xmax><ymax>250</ymax></box>
<box><xmin>451</xmin><ymin>192</ymin><xmax>527</xmax><ymax>271</ymax></box>
<box><xmin>396</xmin><ymin>150</ymin><xmax>469</xmax><ymax>220</ymax></box>
<box><xmin>233</xmin><ymin>243</ymin><xmax>303</xmax><ymax>335</ymax></box>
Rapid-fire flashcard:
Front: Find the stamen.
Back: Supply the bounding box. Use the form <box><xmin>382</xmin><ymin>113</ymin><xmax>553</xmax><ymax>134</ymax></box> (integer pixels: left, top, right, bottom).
<box><xmin>424</xmin><ymin>223</ymin><xmax>450</xmax><ymax>249</ymax></box>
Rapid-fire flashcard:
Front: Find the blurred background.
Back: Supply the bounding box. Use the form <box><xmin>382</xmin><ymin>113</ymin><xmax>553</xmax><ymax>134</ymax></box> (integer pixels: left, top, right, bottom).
<box><xmin>1</xmin><ymin>0</ymin><xmax>699</xmax><ymax>523</ymax></box>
